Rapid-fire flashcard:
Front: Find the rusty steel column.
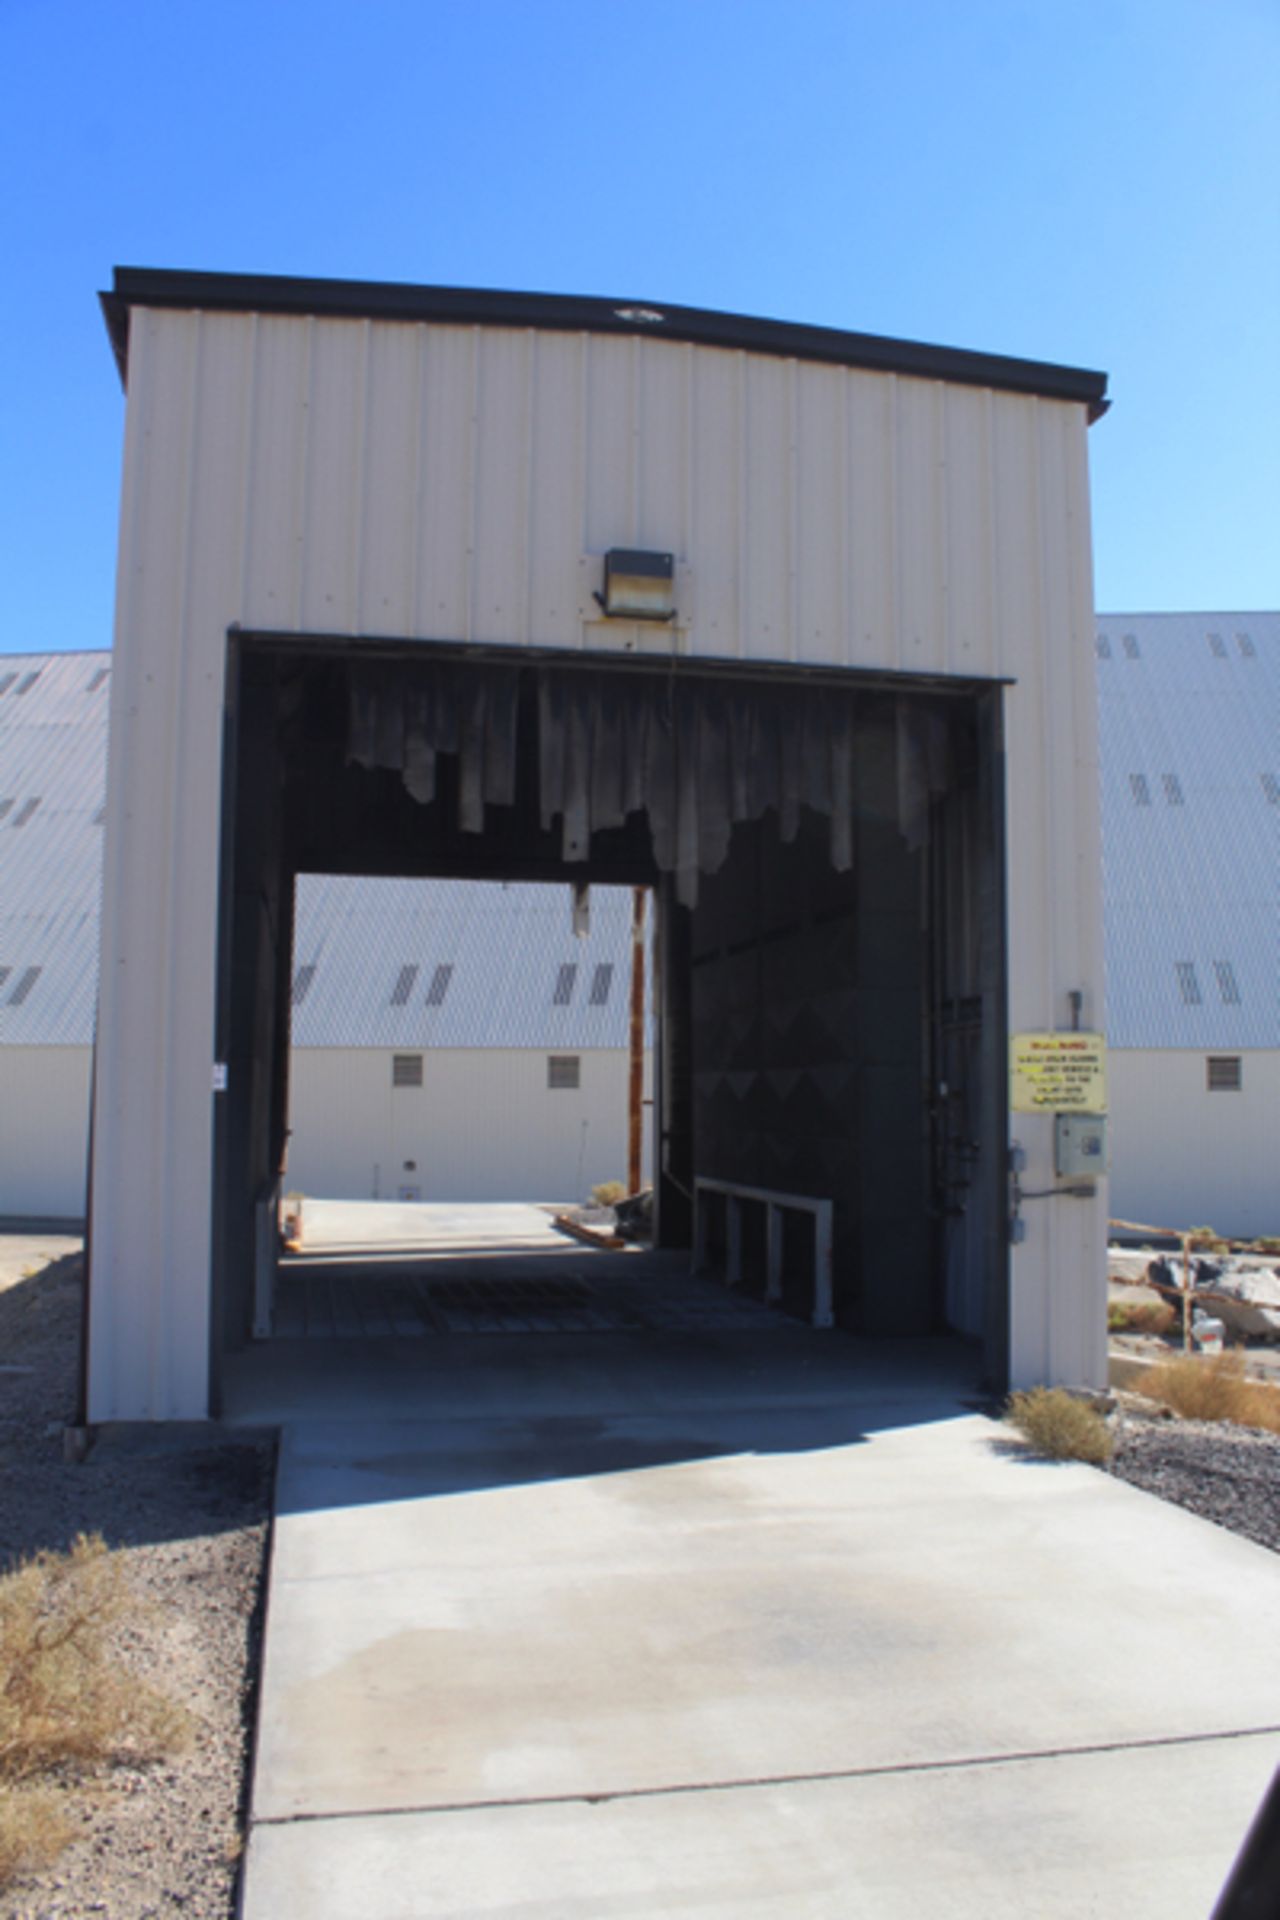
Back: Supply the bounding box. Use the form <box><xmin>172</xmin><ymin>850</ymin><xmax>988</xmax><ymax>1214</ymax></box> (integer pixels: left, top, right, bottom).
<box><xmin>628</xmin><ymin>887</ymin><xmax>646</xmax><ymax>1195</ymax></box>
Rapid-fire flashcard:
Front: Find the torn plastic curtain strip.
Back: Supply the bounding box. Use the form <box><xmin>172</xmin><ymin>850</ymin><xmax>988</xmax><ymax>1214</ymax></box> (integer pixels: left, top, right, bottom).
<box><xmin>346</xmin><ymin>663</ymin><xmax>949</xmax><ymax>906</ymax></box>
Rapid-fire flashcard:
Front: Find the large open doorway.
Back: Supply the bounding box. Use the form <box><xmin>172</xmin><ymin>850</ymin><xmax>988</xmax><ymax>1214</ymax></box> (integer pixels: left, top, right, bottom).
<box><xmin>211</xmin><ymin>637</ymin><xmax>1007</xmax><ymax>1415</ymax></box>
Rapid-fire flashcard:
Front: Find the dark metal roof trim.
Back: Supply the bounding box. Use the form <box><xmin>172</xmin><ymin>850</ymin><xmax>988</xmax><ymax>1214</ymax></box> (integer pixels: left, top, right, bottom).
<box><xmin>101</xmin><ymin>267</ymin><xmax>1109</xmax><ymax>418</ymax></box>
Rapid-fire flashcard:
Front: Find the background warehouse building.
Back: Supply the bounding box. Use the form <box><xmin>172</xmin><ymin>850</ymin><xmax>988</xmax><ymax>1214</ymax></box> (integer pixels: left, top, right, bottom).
<box><xmin>4</xmin><ymin>611</ymin><xmax>1275</xmax><ymax>1277</ymax></box>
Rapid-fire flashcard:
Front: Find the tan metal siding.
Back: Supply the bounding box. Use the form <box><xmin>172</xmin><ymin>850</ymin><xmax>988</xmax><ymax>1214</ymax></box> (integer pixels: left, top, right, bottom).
<box><xmin>90</xmin><ymin>305</ymin><xmax>1107</xmax><ymax>1416</ymax></box>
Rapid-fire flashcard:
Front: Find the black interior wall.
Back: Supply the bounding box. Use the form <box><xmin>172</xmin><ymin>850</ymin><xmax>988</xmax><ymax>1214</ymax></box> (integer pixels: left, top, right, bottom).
<box><xmin>688</xmin><ymin>705</ymin><xmax>933</xmax><ymax>1334</ymax></box>
<box><xmin>211</xmin><ymin>639</ymin><xmax>1006</xmax><ymax>1372</ymax></box>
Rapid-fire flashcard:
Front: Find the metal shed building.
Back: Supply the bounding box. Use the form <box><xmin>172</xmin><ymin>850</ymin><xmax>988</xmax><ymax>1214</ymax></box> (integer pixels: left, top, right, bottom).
<box><xmin>88</xmin><ymin>268</ymin><xmax>1110</xmax><ymax>1421</ymax></box>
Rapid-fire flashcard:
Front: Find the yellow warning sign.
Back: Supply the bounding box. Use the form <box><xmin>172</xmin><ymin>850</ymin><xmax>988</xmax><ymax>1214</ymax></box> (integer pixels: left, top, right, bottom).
<box><xmin>1010</xmin><ymin>1033</ymin><xmax>1108</xmax><ymax>1113</ymax></box>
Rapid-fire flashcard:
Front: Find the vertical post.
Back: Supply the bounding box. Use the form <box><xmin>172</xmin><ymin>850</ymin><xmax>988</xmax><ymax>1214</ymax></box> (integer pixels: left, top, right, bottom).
<box><xmin>726</xmin><ymin>1196</ymin><xmax>743</xmax><ymax>1290</ymax></box>
<box><xmin>813</xmin><ymin>1201</ymin><xmax>835</xmax><ymax>1329</ymax></box>
<box><xmin>766</xmin><ymin>1203</ymin><xmax>784</xmax><ymax>1303</ymax></box>
<box><xmin>1181</xmin><ymin>1231</ymin><xmax>1192</xmax><ymax>1352</ymax></box>
<box><xmin>628</xmin><ymin>887</ymin><xmax>646</xmax><ymax>1195</ymax></box>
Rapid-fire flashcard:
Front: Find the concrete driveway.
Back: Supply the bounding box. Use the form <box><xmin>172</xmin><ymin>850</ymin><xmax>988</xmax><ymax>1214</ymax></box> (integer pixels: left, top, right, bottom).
<box><xmin>239</xmin><ymin>1321</ymin><xmax>1279</xmax><ymax>1917</ymax></box>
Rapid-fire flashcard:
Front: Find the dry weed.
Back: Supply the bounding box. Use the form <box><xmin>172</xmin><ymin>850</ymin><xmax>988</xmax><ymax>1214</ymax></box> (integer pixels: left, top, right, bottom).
<box><xmin>1005</xmin><ymin>1387</ymin><xmax>1114</xmax><ymax>1464</ymax></box>
<box><xmin>1108</xmin><ymin>1297</ymin><xmax>1176</xmax><ymax>1335</ymax></box>
<box><xmin>0</xmin><ymin>1534</ymin><xmax>190</xmax><ymax>1889</ymax></box>
<box><xmin>0</xmin><ymin>1788</ymin><xmax>71</xmax><ymax>1886</ymax></box>
<box><xmin>1140</xmin><ymin>1354</ymin><xmax>1280</xmax><ymax>1435</ymax></box>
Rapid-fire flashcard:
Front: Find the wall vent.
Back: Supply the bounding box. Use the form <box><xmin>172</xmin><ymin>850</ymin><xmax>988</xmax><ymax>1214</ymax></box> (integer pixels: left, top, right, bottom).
<box><xmin>426</xmin><ymin>962</ymin><xmax>454</xmax><ymax>1007</ymax></box>
<box><xmin>1129</xmin><ymin>774</ymin><xmax>1151</xmax><ymax>806</ymax></box>
<box><xmin>553</xmin><ymin>963</ymin><xmax>577</xmax><ymax>1007</ymax></box>
<box><xmin>589</xmin><ymin>962</ymin><xmax>614</xmax><ymax>1006</ymax></box>
<box><xmin>11</xmin><ymin>798</ymin><xmax>41</xmax><ymax>828</ymax></box>
<box><xmin>1213</xmin><ymin>960</ymin><xmax>1241</xmax><ymax>1006</ymax></box>
<box><xmin>390</xmin><ymin>963</ymin><xmax>419</xmax><ymax>1007</ymax></box>
<box><xmin>1121</xmin><ymin>633</ymin><xmax>1140</xmax><ymax>659</ymax></box>
<box><xmin>1162</xmin><ymin>773</ymin><xmax>1184</xmax><ymax>805</ymax></box>
<box><xmin>1207</xmin><ymin>1056</ymin><xmax>1242</xmax><ymax>1092</ymax></box>
<box><xmin>1208</xmin><ymin>632</ymin><xmax>1228</xmax><ymax>659</ymax></box>
<box><xmin>392</xmin><ymin>1053</ymin><xmax>424</xmax><ymax>1088</ymax></box>
<box><xmin>1174</xmin><ymin>961</ymin><xmax>1202</xmax><ymax>1006</ymax></box>
<box><xmin>548</xmin><ymin>1054</ymin><xmax>581</xmax><ymax>1090</ymax></box>
<box><xmin>291</xmin><ymin>963</ymin><xmax>317</xmax><ymax>1006</ymax></box>
<box><xmin>8</xmin><ymin>966</ymin><xmax>42</xmax><ymax>1006</ymax></box>
<box><xmin>1095</xmin><ymin>634</ymin><xmax>1112</xmax><ymax>659</ymax></box>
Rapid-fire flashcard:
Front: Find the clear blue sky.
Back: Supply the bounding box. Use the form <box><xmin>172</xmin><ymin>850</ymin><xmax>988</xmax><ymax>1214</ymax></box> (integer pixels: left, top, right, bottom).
<box><xmin>3</xmin><ymin>0</ymin><xmax>1276</xmax><ymax>653</ymax></box>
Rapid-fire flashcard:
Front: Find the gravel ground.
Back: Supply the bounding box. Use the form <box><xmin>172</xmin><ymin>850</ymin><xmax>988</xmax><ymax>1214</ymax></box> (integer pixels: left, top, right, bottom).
<box><xmin>2</xmin><ymin>1235</ymin><xmax>1275</xmax><ymax>1914</ymax></box>
<box><xmin>1108</xmin><ymin>1394</ymin><xmax>1280</xmax><ymax>1556</ymax></box>
<box><xmin>0</xmin><ymin>1239</ymin><xmax>273</xmax><ymax>1920</ymax></box>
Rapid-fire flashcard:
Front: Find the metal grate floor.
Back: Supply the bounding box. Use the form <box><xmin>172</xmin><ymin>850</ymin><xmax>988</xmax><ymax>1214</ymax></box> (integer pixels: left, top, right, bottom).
<box><xmin>271</xmin><ymin>1261</ymin><xmax>786</xmax><ymax>1339</ymax></box>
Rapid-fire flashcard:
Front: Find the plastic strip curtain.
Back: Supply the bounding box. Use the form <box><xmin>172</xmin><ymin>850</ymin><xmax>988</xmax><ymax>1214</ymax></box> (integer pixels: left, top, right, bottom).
<box><xmin>347</xmin><ymin>661</ymin><xmax>948</xmax><ymax>905</ymax></box>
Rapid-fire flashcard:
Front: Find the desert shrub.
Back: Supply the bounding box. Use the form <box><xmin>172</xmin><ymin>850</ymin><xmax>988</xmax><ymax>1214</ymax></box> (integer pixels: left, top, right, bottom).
<box><xmin>0</xmin><ymin>1535</ymin><xmax>189</xmax><ymax>1888</ymax></box>
<box><xmin>1005</xmin><ymin>1387</ymin><xmax>1113</xmax><ymax>1464</ymax></box>
<box><xmin>590</xmin><ymin>1181</ymin><xmax>627</xmax><ymax>1208</ymax></box>
<box><xmin>1140</xmin><ymin>1354</ymin><xmax>1280</xmax><ymax>1435</ymax></box>
<box><xmin>1108</xmin><ymin>1297</ymin><xmax>1176</xmax><ymax>1335</ymax></box>
<box><xmin>1185</xmin><ymin>1225</ymin><xmax>1229</xmax><ymax>1252</ymax></box>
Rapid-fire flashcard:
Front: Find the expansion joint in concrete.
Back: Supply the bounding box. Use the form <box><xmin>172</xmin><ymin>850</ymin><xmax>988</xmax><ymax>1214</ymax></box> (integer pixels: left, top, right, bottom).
<box><xmin>250</xmin><ymin>1721</ymin><xmax>1280</xmax><ymax>1830</ymax></box>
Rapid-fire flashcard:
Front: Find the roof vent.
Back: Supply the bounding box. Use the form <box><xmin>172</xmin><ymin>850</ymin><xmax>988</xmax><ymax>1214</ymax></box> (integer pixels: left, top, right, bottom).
<box><xmin>1262</xmin><ymin>774</ymin><xmax>1280</xmax><ymax>805</ymax></box>
<box><xmin>87</xmin><ymin>666</ymin><xmax>111</xmax><ymax>692</ymax></box>
<box><xmin>553</xmin><ymin>963</ymin><xmax>577</xmax><ymax>1007</ymax></box>
<box><xmin>0</xmin><ymin>673</ymin><xmax>16</xmax><ymax>697</ymax></box>
<box><xmin>390</xmin><ymin>963</ymin><xmax>419</xmax><ymax>1007</ymax></box>
<box><xmin>14</xmin><ymin>671</ymin><xmax>41</xmax><ymax>696</ymax></box>
<box><xmin>1121</xmin><ymin>633</ymin><xmax>1140</xmax><ymax>659</ymax></box>
<box><xmin>8</xmin><ymin>966</ymin><xmax>42</xmax><ymax>1007</ymax></box>
<box><xmin>589</xmin><ymin>962</ymin><xmax>614</xmax><ymax>1006</ymax></box>
<box><xmin>1174</xmin><ymin>961</ymin><xmax>1202</xmax><ymax>1006</ymax></box>
<box><xmin>291</xmin><ymin>963</ymin><xmax>316</xmax><ymax>1006</ymax></box>
<box><xmin>11</xmin><ymin>798</ymin><xmax>41</xmax><ymax>828</ymax></box>
<box><xmin>0</xmin><ymin>799</ymin><xmax>12</xmax><ymax>824</ymax></box>
<box><xmin>1213</xmin><ymin>960</ymin><xmax>1241</xmax><ymax>1006</ymax></box>
<box><xmin>1095</xmin><ymin>635</ymin><xmax>1112</xmax><ymax>659</ymax></box>
<box><xmin>426</xmin><ymin>962</ymin><xmax>454</xmax><ymax>1007</ymax></box>
<box><xmin>1162</xmin><ymin>773</ymin><xmax>1184</xmax><ymax>805</ymax></box>
<box><xmin>0</xmin><ymin>967</ymin><xmax>10</xmax><ymax>993</ymax></box>
<box><xmin>1236</xmin><ymin>632</ymin><xmax>1257</xmax><ymax>658</ymax></box>
<box><xmin>1129</xmin><ymin>774</ymin><xmax>1151</xmax><ymax>806</ymax></box>
<box><xmin>1208</xmin><ymin>632</ymin><xmax>1228</xmax><ymax>659</ymax></box>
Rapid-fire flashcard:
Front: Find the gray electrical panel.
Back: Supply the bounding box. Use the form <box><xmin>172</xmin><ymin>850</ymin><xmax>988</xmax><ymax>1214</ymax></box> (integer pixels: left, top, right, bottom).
<box><xmin>1055</xmin><ymin>1112</ymin><xmax>1108</xmax><ymax>1178</ymax></box>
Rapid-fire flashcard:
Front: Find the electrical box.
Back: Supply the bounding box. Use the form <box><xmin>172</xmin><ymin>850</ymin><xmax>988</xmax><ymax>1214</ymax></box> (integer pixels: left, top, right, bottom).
<box><xmin>1055</xmin><ymin>1113</ymin><xmax>1107</xmax><ymax>1178</ymax></box>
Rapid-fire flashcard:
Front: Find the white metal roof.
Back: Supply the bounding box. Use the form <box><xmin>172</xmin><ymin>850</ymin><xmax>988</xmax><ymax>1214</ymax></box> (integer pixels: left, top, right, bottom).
<box><xmin>0</xmin><ymin>651</ymin><xmax>110</xmax><ymax>1046</ymax></box>
<box><xmin>4</xmin><ymin>628</ymin><xmax>1277</xmax><ymax>1054</ymax></box>
<box><xmin>1095</xmin><ymin>613</ymin><xmax>1279</xmax><ymax>1049</ymax></box>
<box><xmin>290</xmin><ymin>874</ymin><xmax>648</xmax><ymax>1049</ymax></box>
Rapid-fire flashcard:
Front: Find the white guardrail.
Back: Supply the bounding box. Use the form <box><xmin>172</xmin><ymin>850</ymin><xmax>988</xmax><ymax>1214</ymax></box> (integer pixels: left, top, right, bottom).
<box><xmin>692</xmin><ymin>1177</ymin><xmax>835</xmax><ymax>1329</ymax></box>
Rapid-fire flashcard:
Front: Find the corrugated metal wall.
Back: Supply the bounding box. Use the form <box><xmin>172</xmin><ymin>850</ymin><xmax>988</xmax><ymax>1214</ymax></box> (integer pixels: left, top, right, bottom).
<box><xmin>0</xmin><ymin>1047</ymin><xmax>91</xmax><ymax>1219</ymax></box>
<box><xmin>285</xmin><ymin>1048</ymin><xmax>650</xmax><ymax>1205</ymax></box>
<box><xmin>1109</xmin><ymin>1050</ymin><xmax>1278</xmax><ymax>1241</ymax></box>
<box><xmin>91</xmin><ymin>306</ymin><xmax>1106</xmax><ymax>1418</ymax></box>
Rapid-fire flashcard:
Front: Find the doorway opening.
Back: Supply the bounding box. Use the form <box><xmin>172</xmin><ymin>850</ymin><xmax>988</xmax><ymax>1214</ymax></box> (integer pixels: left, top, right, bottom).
<box><xmin>211</xmin><ymin>637</ymin><xmax>1007</xmax><ymax>1411</ymax></box>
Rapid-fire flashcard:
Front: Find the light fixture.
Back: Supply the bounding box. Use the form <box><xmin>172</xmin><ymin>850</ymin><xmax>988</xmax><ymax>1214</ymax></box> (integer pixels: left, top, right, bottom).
<box><xmin>596</xmin><ymin>548</ymin><xmax>676</xmax><ymax>622</ymax></box>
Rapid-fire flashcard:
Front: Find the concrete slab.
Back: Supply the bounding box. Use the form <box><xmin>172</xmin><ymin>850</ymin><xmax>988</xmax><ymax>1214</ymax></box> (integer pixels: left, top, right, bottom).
<box><xmin>245</xmin><ymin>1730</ymin><xmax>1277</xmax><ymax>1919</ymax></box>
<box><xmin>240</xmin><ymin>1313</ymin><xmax>1280</xmax><ymax>1916</ymax></box>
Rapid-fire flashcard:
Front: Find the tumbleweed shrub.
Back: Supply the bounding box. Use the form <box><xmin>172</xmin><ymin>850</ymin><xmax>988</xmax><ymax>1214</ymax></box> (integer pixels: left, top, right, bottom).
<box><xmin>0</xmin><ymin>1534</ymin><xmax>190</xmax><ymax>1887</ymax></box>
<box><xmin>590</xmin><ymin>1181</ymin><xmax>627</xmax><ymax>1208</ymax></box>
<box><xmin>1005</xmin><ymin>1387</ymin><xmax>1114</xmax><ymax>1465</ymax></box>
<box><xmin>1140</xmin><ymin>1353</ymin><xmax>1280</xmax><ymax>1435</ymax></box>
<box><xmin>1108</xmin><ymin>1297</ymin><xmax>1177</xmax><ymax>1336</ymax></box>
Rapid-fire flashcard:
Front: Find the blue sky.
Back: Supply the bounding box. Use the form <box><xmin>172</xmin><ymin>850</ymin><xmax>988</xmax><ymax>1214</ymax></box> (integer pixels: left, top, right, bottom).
<box><xmin>2</xmin><ymin>0</ymin><xmax>1276</xmax><ymax>653</ymax></box>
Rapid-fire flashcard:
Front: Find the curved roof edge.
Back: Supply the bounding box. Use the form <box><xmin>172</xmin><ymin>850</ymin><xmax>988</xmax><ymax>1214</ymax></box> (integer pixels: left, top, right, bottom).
<box><xmin>101</xmin><ymin>267</ymin><xmax>1109</xmax><ymax>420</ymax></box>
